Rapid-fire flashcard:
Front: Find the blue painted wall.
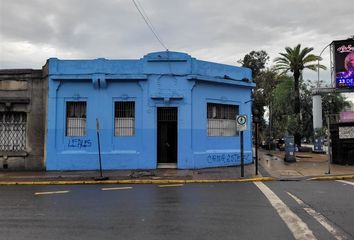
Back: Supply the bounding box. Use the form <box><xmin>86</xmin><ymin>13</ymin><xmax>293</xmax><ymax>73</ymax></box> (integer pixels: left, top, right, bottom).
<box><xmin>45</xmin><ymin>51</ymin><xmax>254</xmax><ymax>170</ymax></box>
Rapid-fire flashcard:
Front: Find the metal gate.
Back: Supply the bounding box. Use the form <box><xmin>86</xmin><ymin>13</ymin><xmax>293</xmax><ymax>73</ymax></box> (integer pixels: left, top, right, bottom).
<box><xmin>0</xmin><ymin>112</ymin><xmax>27</xmax><ymax>151</ymax></box>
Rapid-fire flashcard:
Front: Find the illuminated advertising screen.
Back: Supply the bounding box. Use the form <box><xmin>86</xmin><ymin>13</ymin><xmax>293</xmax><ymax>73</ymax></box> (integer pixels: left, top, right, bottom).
<box><xmin>334</xmin><ymin>39</ymin><xmax>354</xmax><ymax>89</ymax></box>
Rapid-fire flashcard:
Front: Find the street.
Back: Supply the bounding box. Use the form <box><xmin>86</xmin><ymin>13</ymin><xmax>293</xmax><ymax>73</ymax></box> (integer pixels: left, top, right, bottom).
<box><xmin>0</xmin><ymin>181</ymin><xmax>353</xmax><ymax>240</ymax></box>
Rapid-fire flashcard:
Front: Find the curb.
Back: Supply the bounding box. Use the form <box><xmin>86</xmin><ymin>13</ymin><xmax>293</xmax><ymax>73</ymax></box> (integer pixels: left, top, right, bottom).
<box><xmin>307</xmin><ymin>175</ymin><xmax>354</xmax><ymax>181</ymax></box>
<box><xmin>0</xmin><ymin>177</ymin><xmax>274</xmax><ymax>185</ymax></box>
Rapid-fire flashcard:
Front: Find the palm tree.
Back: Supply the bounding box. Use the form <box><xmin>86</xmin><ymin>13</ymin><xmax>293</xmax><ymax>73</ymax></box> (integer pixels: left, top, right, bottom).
<box><xmin>274</xmin><ymin>44</ymin><xmax>326</xmax><ymax>146</ymax></box>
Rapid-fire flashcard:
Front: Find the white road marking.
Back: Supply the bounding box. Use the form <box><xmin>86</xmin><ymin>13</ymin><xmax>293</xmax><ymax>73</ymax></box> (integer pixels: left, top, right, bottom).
<box><xmin>101</xmin><ymin>187</ymin><xmax>132</xmax><ymax>191</ymax></box>
<box><xmin>254</xmin><ymin>182</ymin><xmax>317</xmax><ymax>240</ymax></box>
<box><xmin>336</xmin><ymin>180</ymin><xmax>354</xmax><ymax>187</ymax></box>
<box><xmin>34</xmin><ymin>190</ymin><xmax>69</xmax><ymax>195</ymax></box>
<box><xmin>158</xmin><ymin>184</ymin><xmax>184</xmax><ymax>188</ymax></box>
<box><xmin>287</xmin><ymin>192</ymin><xmax>305</xmax><ymax>205</ymax></box>
<box><xmin>287</xmin><ymin>192</ymin><xmax>348</xmax><ymax>240</ymax></box>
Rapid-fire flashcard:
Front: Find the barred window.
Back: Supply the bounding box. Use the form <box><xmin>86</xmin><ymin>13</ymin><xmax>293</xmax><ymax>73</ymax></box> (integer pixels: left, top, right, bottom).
<box><xmin>114</xmin><ymin>101</ymin><xmax>135</xmax><ymax>136</ymax></box>
<box><xmin>0</xmin><ymin>112</ymin><xmax>26</xmax><ymax>151</ymax></box>
<box><xmin>207</xmin><ymin>103</ymin><xmax>239</xmax><ymax>136</ymax></box>
<box><xmin>66</xmin><ymin>102</ymin><xmax>86</xmax><ymax>136</ymax></box>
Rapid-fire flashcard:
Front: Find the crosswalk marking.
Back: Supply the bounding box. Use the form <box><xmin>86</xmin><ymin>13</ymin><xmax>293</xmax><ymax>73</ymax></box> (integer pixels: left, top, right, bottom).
<box><xmin>287</xmin><ymin>192</ymin><xmax>348</xmax><ymax>240</ymax></box>
<box><xmin>254</xmin><ymin>182</ymin><xmax>317</xmax><ymax>240</ymax></box>
<box><xmin>336</xmin><ymin>180</ymin><xmax>354</xmax><ymax>186</ymax></box>
<box><xmin>34</xmin><ymin>190</ymin><xmax>69</xmax><ymax>195</ymax></box>
<box><xmin>101</xmin><ymin>187</ymin><xmax>132</xmax><ymax>191</ymax></box>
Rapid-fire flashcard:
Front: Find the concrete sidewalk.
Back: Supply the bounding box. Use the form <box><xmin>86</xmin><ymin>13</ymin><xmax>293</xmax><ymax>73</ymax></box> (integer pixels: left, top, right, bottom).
<box><xmin>0</xmin><ymin>164</ymin><xmax>269</xmax><ymax>185</ymax></box>
<box><xmin>0</xmin><ymin>149</ymin><xmax>353</xmax><ymax>184</ymax></box>
<box><xmin>258</xmin><ymin>149</ymin><xmax>354</xmax><ymax>180</ymax></box>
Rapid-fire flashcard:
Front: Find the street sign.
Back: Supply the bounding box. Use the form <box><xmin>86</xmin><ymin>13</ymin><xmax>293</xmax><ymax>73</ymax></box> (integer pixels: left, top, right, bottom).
<box><xmin>236</xmin><ymin>114</ymin><xmax>248</xmax><ymax>178</ymax></box>
<box><xmin>236</xmin><ymin>115</ymin><xmax>247</xmax><ymax>131</ymax></box>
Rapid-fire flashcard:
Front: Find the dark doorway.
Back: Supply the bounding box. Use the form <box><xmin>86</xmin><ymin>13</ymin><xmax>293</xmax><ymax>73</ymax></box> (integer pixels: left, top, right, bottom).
<box><xmin>157</xmin><ymin>107</ymin><xmax>178</xmax><ymax>165</ymax></box>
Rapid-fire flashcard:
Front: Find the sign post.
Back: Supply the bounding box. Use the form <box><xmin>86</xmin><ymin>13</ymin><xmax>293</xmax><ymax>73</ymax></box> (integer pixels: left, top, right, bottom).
<box><xmin>255</xmin><ymin>122</ymin><xmax>258</xmax><ymax>175</ymax></box>
<box><xmin>236</xmin><ymin>115</ymin><xmax>247</xmax><ymax>177</ymax></box>
<box><xmin>326</xmin><ymin>115</ymin><xmax>331</xmax><ymax>174</ymax></box>
<box><xmin>95</xmin><ymin>118</ymin><xmax>108</xmax><ymax>181</ymax></box>
<box><xmin>240</xmin><ymin>130</ymin><xmax>244</xmax><ymax>177</ymax></box>
<box><xmin>252</xmin><ymin>109</ymin><xmax>260</xmax><ymax>176</ymax></box>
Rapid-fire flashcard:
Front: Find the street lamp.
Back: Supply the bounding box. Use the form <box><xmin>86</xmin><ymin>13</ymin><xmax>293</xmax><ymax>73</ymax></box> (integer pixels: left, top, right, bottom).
<box><xmin>313</xmin><ymin>43</ymin><xmax>331</xmax><ymax>153</ymax></box>
<box><xmin>317</xmin><ymin>43</ymin><xmax>331</xmax><ymax>88</ymax></box>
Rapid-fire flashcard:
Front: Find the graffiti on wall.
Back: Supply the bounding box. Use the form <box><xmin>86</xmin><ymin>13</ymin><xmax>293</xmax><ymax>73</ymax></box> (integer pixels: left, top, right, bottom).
<box><xmin>68</xmin><ymin>139</ymin><xmax>92</xmax><ymax>149</ymax></box>
<box><xmin>207</xmin><ymin>153</ymin><xmax>252</xmax><ymax>164</ymax></box>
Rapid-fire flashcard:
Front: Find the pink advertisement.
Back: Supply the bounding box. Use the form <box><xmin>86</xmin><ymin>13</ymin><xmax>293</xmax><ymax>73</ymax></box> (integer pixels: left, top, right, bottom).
<box><xmin>340</xmin><ymin>111</ymin><xmax>354</xmax><ymax>122</ymax></box>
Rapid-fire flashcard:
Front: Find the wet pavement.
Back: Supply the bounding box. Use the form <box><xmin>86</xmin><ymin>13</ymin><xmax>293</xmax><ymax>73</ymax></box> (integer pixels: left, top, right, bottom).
<box><xmin>1</xmin><ymin>181</ymin><xmax>353</xmax><ymax>240</ymax></box>
<box><xmin>0</xmin><ymin>148</ymin><xmax>353</xmax><ymax>183</ymax></box>
<box><xmin>258</xmin><ymin>149</ymin><xmax>354</xmax><ymax>180</ymax></box>
<box><xmin>0</xmin><ymin>164</ymin><xmax>258</xmax><ymax>183</ymax></box>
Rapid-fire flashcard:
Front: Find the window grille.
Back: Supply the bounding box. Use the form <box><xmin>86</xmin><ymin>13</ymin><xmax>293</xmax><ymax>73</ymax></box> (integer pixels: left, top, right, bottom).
<box><xmin>207</xmin><ymin>103</ymin><xmax>239</xmax><ymax>136</ymax></box>
<box><xmin>0</xmin><ymin>112</ymin><xmax>26</xmax><ymax>151</ymax></box>
<box><xmin>157</xmin><ymin>107</ymin><xmax>177</xmax><ymax>122</ymax></box>
<box><xmin>66</xmin><ymin>102</ymin><xmax>86</xmax><ymax>136</ymax></box>
<box><xmin>115</xmin><ymin>101</ymin><xmax>135</xmax><ymax>136</ymax></box>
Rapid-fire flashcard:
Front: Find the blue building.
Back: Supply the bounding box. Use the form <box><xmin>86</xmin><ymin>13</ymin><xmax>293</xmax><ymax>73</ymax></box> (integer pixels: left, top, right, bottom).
<box><xmin>44</xmin><ymin>51</ymin><xmax>254</xmax><ymax>170</ymax></box>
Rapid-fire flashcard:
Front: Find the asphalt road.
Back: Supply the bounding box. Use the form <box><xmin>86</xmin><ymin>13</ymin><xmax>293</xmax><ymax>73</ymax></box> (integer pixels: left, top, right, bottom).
<box><xmin>0</xmin><ymin>180</ymin><xmax>353</xmax><ymax>240</ymax></box>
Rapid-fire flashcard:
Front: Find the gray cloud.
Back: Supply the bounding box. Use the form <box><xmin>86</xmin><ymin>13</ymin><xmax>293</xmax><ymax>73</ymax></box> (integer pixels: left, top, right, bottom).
<box><xmin>0</xmin><ymin>0</ymin><xmax>353</xmax><ymax>79</ymax></box>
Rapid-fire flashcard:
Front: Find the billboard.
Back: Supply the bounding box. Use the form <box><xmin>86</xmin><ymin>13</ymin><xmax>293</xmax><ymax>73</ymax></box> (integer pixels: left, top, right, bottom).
<box><xmin>333</xmin><ymin>39</ymin><xmax>354</xmax><ymax>89</ymax></box>
<box><xmin>340</xmin><ymin>111</ymin><xmax>354</xmax><ymax>123</ymax></box>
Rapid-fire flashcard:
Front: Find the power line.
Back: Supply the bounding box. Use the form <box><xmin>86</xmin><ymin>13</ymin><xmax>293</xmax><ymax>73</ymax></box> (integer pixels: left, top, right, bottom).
<box><xmin>136</xmin><ymin>0</ymin><xmax>156</xmax><ymax>34</ymax></box>
<box><xmin>131</xmin><ymin>0</ymin><xmax>168</xmax><ymax>51</ymax></box>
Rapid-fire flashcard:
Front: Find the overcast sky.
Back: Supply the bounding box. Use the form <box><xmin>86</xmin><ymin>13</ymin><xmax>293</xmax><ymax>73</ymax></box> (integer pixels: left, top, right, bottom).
<box><xmin>0</xmin><ymin>0</ymin><xmax>353</xmax><ymax>92</ymax></box>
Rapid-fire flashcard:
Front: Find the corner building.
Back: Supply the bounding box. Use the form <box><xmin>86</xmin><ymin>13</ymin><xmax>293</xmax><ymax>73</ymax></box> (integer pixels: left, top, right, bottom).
<box><xmin>44</xmin><ymin>51</ymin><xmax>254</xmax><ymax>170</ymax></box>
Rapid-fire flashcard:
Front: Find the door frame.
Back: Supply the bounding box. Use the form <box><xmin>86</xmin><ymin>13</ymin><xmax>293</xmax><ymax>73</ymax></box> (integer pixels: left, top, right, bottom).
<box><xmin>156</xmin><ymin>106</ymin><xmax>178</xmax><ymax>168</ymax></box>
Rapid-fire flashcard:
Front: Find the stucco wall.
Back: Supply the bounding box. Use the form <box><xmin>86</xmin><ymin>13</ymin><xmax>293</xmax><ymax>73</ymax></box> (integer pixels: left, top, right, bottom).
<box><xmin>0</xmin><ymin>69</ymin><xmax>46</xmax><ymax>170</ymax></box>
<box><xmin>45</xmin><ymin>51</ymin><xmax>254</xmax><ymax>170</ymax></box>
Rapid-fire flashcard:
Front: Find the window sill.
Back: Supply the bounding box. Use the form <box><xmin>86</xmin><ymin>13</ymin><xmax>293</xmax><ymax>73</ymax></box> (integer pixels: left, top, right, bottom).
<box><xmin>0</xmin><ymin>151</ymin><xmax>28</xmax><ymax>157</ymax></box>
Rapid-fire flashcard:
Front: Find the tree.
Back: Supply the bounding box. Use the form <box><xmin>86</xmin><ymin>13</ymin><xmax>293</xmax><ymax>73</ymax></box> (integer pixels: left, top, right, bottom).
<box><xmin>271</xmin><ymin>75</ymin><xmax>294</xmax><ymax>138</ymax></box>
<box><xmin>322</xmin><ymin>91</ymin><xmax>351</xmax><ymax>127</ymax></box>
<box><xmin>274</xmin><ymin>44</ymin><xmax>326</xmax><ymax>146</ymax></box>
<box><xmin>239</xmin><ymin>50</ymin><xmax>271</xmax><ymax>120</ymax></box>
<box><xmin>251</xmin><ymin>69</ymin><xmax>279</xmax><ymax>129</ymax></box>
<box><xmin>299</xmin><ymin>80</ymin><xmax>315</xmax><ymax>141</ymax></box>
<box><xmin>238</xmin><ymin>50</ymin><xmax>269</xmax><ymax>78</ymax></box>
<box><xmin>272</xmin><ymin>79</ymin><xmax>351</xmax><ymax>142</ymax></box>
<box><xmin>239</xmin><ymin>50</ymin><xmax>272</xmax><ymax>143</ymax></box>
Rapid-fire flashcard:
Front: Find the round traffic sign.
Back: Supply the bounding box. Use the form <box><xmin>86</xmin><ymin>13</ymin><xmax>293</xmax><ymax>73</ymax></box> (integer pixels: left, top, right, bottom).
<box><xmin>236</xmin><ymin>115</ymin><xmax>247</xmax><ymax>125</ymax></box>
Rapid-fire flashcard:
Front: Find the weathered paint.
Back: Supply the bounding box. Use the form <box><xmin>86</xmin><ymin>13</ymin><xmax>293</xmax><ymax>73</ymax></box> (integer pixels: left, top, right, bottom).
<box><xmin>0</xmin><ymin>69</ymin><xmax>46</xmax><ymax>170</ymax></box>
<box><xmin>45</xmin><ymin>51</ymin><xmax>254</xmax><ymax>170</ymax></box>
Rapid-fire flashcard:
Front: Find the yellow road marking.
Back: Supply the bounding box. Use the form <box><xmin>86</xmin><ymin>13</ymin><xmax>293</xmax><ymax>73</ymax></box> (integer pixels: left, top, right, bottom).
<box><xmin>0</xmin><ymin>177</ymin><xmax>275</xmax><ymax>185</ymax></box>
<box><xmin>101</xmin><ymin>187</ymin><xmax>132</xmax><ymax>191</ymax></box>
<box><xmin>158</xmin><ymin>184</ymin><xmax>184</xmax><ymax>188</ymax></box>
<box><xmin>34</xmin><ymin>190</ymin><xmax>69</xmax><ymax>195</ymax></box>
